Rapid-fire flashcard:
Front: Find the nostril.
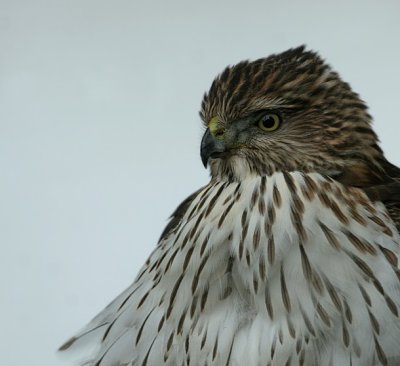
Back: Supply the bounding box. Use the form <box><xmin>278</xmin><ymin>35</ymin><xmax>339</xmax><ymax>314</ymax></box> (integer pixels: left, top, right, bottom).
<box><xmin>214</xmin><ymin>129</ymin><xmax>225</xmax><ymax>139</ymax></box>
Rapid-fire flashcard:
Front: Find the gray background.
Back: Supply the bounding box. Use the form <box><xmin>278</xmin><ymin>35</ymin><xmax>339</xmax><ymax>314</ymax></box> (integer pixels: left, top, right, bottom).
<box><xmin>1</xmin><ymin>1</ymin><xmax>399</xmax><ymax>365</ymax></box>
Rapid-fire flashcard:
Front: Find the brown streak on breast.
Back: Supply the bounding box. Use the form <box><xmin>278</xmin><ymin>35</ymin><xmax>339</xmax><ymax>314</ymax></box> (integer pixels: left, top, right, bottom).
<box><xmin>318</xmin><ymin>221</ymin><xmax>340</xmax><ymax>250</ymax></box>
<box><xmin>273</xmin><ymin>184</ymin><xmax>282</xmax><ymax>208</ymax></box>
<box><xmin>378</xmin><ymin>245</ymin><xmax>398</xmax><ymax>267</ymax></box>
<box><xmin>280</xmin><ymin>264</ymin><xmax>292</xmax><ymax>313</ymax></box>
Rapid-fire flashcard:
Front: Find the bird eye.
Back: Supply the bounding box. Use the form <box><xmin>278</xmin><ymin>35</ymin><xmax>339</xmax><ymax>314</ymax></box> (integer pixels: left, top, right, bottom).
<box><xmin>257</xmin><ymin>113</ymin><xmax>281</xmax><ymax>132</ymax></box>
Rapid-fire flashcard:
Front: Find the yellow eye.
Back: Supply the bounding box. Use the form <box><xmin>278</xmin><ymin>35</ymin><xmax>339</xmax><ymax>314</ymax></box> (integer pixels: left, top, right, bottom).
<box><xmin>257</xmin><ymin>113</ymin><xmax>281</xmax><ymax>132</ymax></box>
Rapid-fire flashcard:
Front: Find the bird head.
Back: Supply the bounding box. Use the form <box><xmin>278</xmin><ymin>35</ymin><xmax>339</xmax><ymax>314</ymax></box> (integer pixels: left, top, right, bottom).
<box><xmin>200</xmin><ymin>46</ymin><xmax>385</xmax><ymax>185</ymax></box>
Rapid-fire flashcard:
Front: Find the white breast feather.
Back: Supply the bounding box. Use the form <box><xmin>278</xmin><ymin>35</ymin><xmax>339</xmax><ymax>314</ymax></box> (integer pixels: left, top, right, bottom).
<box><xmin>62</xmin><ymin>172</ymin><xmax>400</xmax><ymax>366</ymax></box>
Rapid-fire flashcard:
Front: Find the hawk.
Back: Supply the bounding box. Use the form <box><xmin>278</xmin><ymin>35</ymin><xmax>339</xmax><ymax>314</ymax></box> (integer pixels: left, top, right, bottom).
<box><xmin>60</xmin><ymin>46</ymin><xmax>400</xmax><ymax>365</ymax></box>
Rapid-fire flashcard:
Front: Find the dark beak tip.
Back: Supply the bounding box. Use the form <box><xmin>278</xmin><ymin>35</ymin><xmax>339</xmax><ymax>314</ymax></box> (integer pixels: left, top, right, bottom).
<box><xmin>200</xmin><ymin>128</ymin><xmax>225</xmax><ymax>170</ymax></box>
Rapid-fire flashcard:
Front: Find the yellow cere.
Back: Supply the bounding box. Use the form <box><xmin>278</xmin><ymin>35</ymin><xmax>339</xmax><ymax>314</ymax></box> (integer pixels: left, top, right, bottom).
<box><xmin>208</xmin><ymin>116</ymin><xmax>220</xmax><ymax>135</ymax></box>
<box><xmin>208</xmin><ymin>116</ymin><xmax>227</xmax><ymax>140</ymax></box>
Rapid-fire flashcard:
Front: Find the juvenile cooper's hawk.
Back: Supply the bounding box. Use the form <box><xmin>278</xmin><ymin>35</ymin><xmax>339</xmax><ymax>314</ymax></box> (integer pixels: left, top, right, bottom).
<box><xmin>60</xmin><ymin>46</ymin><xmax>400</xmax><ymax>365</ymax></box>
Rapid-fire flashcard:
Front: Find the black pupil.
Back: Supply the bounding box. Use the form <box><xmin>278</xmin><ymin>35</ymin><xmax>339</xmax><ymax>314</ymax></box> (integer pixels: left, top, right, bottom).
<box><xmin>262</xmin><ymin>115</ymin><xmax>276</xmax><ymax>128</ymax></box>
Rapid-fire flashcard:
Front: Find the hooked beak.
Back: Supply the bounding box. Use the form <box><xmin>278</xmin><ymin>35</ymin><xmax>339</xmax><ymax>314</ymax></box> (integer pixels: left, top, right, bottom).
<box><xmin>200</xmin><ymin>128</ymin><xmax>226</xmax><ymax>168</ymax></box>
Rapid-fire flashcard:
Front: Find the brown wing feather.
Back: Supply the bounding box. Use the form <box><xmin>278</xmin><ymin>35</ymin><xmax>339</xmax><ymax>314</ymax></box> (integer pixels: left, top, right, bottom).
<box><xmin>371</xmin><ymin>158</ymin><xmax>400</xmax><ymax>232</ymax></box>
<box><xmin>335</xmin><ymin>158</ymin><xmax>400</xmax><ymax>232</ymax></box>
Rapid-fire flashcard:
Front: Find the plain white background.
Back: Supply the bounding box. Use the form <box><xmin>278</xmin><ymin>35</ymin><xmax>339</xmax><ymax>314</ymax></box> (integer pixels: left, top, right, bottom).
<box><xmin>1</xmin><ymin>1</ymin><xmax>399</xmax><ymax>365</ymax></box>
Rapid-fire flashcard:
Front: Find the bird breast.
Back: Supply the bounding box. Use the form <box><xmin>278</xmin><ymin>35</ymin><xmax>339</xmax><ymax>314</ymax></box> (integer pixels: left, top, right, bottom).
<box><xmin>79</xmin><ymin>172</ymin><xmax>400</xmax><ymax>366</ymax></box>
